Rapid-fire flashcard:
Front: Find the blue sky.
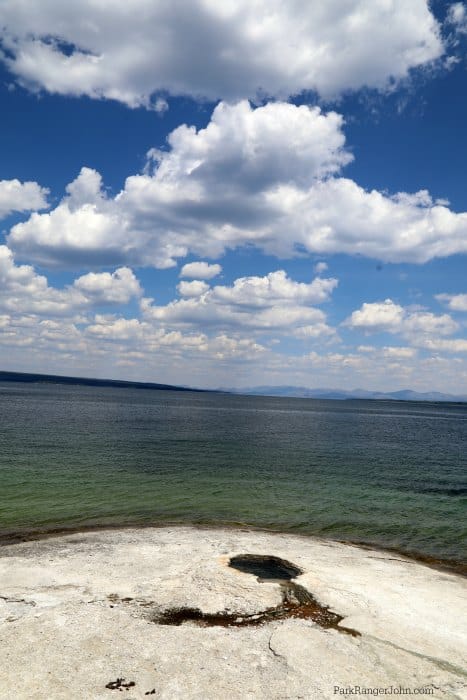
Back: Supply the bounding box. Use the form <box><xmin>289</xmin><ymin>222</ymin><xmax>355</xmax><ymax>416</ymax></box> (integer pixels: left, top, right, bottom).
<box><xmin>0</xmin><ymin>0</ymin><xmax>467</xmax><ymax>392</ymax></box>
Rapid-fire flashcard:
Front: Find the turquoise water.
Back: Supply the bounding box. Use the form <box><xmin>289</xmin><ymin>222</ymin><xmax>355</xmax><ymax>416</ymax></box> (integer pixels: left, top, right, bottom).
<box><xmin>0</xmin><ymin>382</ymin><xmax>466</xmax><ymax>562</ymax></box>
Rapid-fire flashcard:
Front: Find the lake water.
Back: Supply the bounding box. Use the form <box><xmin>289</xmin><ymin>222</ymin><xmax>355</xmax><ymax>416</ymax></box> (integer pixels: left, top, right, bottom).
<box><xmin>0</xmin><ymin>382</ymin><xmax>466</xmax><ymax>563</ymax></box>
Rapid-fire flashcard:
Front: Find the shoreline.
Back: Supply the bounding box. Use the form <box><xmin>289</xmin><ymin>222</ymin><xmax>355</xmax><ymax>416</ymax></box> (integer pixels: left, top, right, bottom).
<box><xmin>0</xmin><ymin>525</ymin><xmax>465</xmax><ymax>699</ymax></box>
<box><xmin>0</xmin><ymin>519</ymin><xmax>465</xmax><ymax>577</ymax></box>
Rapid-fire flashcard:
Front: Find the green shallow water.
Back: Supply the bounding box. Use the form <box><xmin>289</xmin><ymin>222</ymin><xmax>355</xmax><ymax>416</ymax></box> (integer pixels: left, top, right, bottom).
<box><xmin>0</xmin><ymin>382</ymin><xmax>466</xmax><ymax>562</ymax></box>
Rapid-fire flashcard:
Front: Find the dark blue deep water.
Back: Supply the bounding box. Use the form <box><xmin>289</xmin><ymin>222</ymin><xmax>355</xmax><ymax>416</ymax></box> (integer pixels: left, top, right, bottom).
<box><xmin>0</xmin><ymin>383</ymin><xmax>466</xmax><ymax>562</ymax></box>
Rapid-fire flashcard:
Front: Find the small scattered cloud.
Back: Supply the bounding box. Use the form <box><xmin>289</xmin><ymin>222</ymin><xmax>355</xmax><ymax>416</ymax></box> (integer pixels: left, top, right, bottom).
<box><xmin>152</xmin><ymin>97</ymin><xmax>168</xmax><ymax>114</ymax></box>
<box><xmin>314</xmin><ymin>261</ymin><xmax>328</xmax><ymax>275</ymax></box>
<box><xmin>382</xmin><ymin>346</ymin><xmax>417</xmax><ymax>359</ymax></box>
<box><xmin>180</xmin><ymin>262</ymin><xmax>222</xmax><ymax>280</ymax></box>
<box><xmin>436</xmin><ymin>292</ymin><xmax>467</xmax><ymax>311</ymax></box>
<box><xmin>421</xmin><ymin>337</ymin><xmax>467</xmax><ymax>353</ymax></box>
<box><xmin>447</xmin><ymin>3</ymin><xmax>467</xmax><ymax>33</ymax></box>
<box><xmin>344</xmin><ymin>299</ymin><xmax>406</xmax><ymax>332</ymax></box>
<box><xmin>177</xmin><ymin>280</ymin><xmax>210</xmax><ymax>297</ymax></box>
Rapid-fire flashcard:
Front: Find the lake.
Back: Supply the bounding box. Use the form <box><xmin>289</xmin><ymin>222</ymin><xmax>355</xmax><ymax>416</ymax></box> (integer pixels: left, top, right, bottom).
<box><xmin>0</xmin><ymin>382</ymin><xmax>465</xmax><ymax>563</ymax></box>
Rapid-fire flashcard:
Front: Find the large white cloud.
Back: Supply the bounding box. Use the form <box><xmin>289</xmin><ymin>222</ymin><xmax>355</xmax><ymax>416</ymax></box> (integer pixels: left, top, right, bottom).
<box><xmin>278</xmin><ymin>180</ymin><xmax>467</xmax><ymax>264</ymax></box>
<box><xmin>7</xmin><ymin>102</ymin><xmax>350</xmax><ymax>266</ymax></box>
<box><xmin>0</xmin><ymin>0</ymin><xmax>443</xmax><ymax>106</ymax></box>
<box><xmin>9</xmin><ymin>101</ymin><xmax>467</xmax><ymax>268</ymax></box>
<box><xmin>0</xmin><ymin>179</ymin><xmax>48</xmax><ymax>219</ymax></box>
<box><xmin>144</xmin><ymin>100</ymin><xmax>352</xmax><ymax>190</ymax></box>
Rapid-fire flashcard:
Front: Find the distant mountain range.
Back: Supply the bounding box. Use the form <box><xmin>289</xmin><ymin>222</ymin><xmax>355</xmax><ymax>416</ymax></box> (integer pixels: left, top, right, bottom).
<box><xmin>2</xmin><ymin>372</ymin><xmax>466</xmax><ymax>403</ymax></box>
<box><xmin>224</xmin><ymin>385</ymin><xmax>467</xmax><ymax>403</ymax></box>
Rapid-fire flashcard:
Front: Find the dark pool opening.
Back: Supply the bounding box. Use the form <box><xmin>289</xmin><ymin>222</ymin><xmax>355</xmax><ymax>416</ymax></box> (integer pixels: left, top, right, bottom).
<box><xmin>228</xmin><ymin>554</ymin><xmax>303</xmax><ymax>580</ymax></box>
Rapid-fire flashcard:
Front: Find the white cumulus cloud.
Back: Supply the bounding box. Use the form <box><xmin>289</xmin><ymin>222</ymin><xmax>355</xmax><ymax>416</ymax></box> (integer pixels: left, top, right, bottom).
<box><xmin>0</xmin><ymin>245</ymin><xmax>141</xmax><ymax>316</ymax></box>
<box><xmin>73</xmin><ymin>267</ymin><xmax>142</xmax><ymax>304</ymax></box>
<box><xmin>10</xmin><ymin>101</ymin><xmax>467</xmax><ymax>268</ymax></box>
<box><xmin>177</xmin><ymin>280</ymin><xmax>210</xmax><ymax>297</ymax></box>
<box><xmin>345</xmin><ymin>299</ymin><xmax>406</xmax><ymax>332</ymax></box>
<box><xmin>0</xmin><ymin>0</ymin><xmax>443</xmax><ymax>106</ymax></box>
<box><xmin>143</xmin><ymin>269</ymin><xmax>337</xmax><ymax>337</ymax></box>
<box><xmin>8</xmin><ymin>167</ymin><xmax>128</xmax><ymax>268</ymax></box>
<box><xmin>180</xmin><ymin>262</ymin><xmax>222</xmax><ymax>280</ymax></box>
<box><xmin>0</xmin><ymin>179</ymin><xmax>48</xmax><ymax>219</ymax></box>
<box><xmin>8</xmin><ymin>102</ymin><xmax>350</xmax><ymax>266</ymax></box>
<box><xmin>344</xmin><ymin>299</ymin><xmax>459</xmax><ymax>345</ymax></box>
<box><xmin>447</xmin><ymin>3</ymin><xmax>467</xmax><ymax>33</ymax></box>
<box><xmin>8</xmin><ymin>102</ymin><xmax>467</xmax><ymax>270</ymax></box>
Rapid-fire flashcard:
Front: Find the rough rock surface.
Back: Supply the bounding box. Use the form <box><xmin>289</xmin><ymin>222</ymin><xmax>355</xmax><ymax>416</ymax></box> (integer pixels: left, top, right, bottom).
<box><xmin>0</xmin><ymin>526</ymin><xmax>465</xmax><ymax>699</ymax></box>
